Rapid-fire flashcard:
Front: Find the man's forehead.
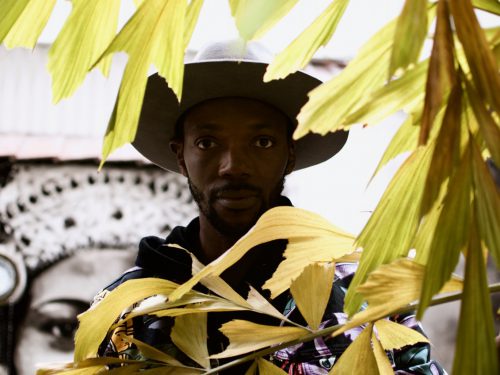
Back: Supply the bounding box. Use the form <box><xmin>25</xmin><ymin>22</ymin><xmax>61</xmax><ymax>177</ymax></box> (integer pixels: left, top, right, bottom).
<box><xmin>186</xmin><ymin>122</ymin><xmax>284</xmax><ymax>132</ymax></box>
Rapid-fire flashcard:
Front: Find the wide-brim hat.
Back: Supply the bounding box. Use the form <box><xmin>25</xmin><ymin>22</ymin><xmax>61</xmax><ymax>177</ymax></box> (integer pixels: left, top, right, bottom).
<box><xmin>132</xmin><ymin>40</ymin><xmax>348</xmax><ymax>172</ymax></box>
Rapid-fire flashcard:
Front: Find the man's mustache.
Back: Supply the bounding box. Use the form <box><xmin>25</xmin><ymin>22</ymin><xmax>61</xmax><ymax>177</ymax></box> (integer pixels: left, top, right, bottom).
<box><xmin>211</xmin><ymin>183</ymin><xmax>262</xmax><ymax>198</ymax></box>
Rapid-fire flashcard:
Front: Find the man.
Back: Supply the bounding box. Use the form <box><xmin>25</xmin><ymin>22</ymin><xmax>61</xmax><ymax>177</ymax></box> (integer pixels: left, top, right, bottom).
<box><xmin>93</xmin><ymin>40</ymin><xmax>445</xmax><ymax>374</ymax></box>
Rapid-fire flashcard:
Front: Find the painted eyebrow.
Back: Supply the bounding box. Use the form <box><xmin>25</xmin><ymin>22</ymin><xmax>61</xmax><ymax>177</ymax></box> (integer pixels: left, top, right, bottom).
<box><xmin>31</xmin><ymin>298</ymin><xmax>90</xmax><ymax>311</ymax></box>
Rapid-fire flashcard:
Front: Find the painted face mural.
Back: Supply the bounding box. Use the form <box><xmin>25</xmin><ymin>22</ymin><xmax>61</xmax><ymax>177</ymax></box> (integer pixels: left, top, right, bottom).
<box><xmin>14</xmin><ymin>249</ymin><xmax>135</xmax><ymax>374</ymax></box>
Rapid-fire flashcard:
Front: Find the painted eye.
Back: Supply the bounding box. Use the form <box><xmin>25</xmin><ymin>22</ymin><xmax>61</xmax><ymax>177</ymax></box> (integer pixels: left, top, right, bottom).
<box><xmin>41</xmin><ymin>318</ymin><xmax>78</xmax><ymax>340</ymax></box>
<box><xmin>196</xmin><ymin>138</ymin><xmax>217</xmax><ymax>149</ymax></box>
<box><xmin>254</xmin><ymin>136</ymin><xmax>274</xmax><ymax>149</ymax></box>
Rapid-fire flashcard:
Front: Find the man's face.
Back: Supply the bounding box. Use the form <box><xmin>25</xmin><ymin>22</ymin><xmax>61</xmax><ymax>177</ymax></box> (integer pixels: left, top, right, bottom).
<box><xmin>172</xmin><ymin>97</ymin><xmax>295</xmax><ymax>238</ymax></box>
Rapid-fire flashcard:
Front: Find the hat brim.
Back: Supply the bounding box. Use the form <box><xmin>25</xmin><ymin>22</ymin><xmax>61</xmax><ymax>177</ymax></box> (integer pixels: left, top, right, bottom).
<box><xmin>132</xmin><ymin>60</ymin><xmax>348</xmax><ymax>172</ymax></box>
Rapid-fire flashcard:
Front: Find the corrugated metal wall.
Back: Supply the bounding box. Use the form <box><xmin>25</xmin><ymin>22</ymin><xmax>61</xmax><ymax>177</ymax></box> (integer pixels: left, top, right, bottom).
<box><xmin>0</xmin><ymin>44</ymin><xmax>125</xmax><ymax>137</ymax></box>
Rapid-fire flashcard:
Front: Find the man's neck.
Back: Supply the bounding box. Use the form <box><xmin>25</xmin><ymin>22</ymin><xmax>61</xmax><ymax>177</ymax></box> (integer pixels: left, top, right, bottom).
<box><xmin>197</xmin><ymin>214</ymin><xmax>266</xmax><ymax>291</ymax></box>
<box><xmin>197</xmin><ymin>215</ymin><xmax>241</xmax><ymax>264</ymax></box>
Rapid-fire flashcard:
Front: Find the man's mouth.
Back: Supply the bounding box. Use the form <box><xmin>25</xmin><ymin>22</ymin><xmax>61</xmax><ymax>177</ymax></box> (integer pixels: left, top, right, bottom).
<box><xmin>214</xmin><ymin>189</ymin><xmax>260</xmax><ymax>210</ymax></box>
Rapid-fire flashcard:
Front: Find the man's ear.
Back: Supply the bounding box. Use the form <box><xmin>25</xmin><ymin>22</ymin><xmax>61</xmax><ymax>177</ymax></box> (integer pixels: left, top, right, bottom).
<box><xmin>285</xmin><ymin>142</ymin><xmax>296</xmax><ymax>175</ymax></box>
<box><xmin>169</xmin><ymin>140</ymin><xmax>188</xmax><ymax>177</ymax></box>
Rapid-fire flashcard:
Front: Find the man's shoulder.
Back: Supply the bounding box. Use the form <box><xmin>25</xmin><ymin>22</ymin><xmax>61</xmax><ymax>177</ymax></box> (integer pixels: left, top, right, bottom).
<box><xmin>91</xmin><ymin>265</ymin><xmax>148</xmax><ymax>306</ymax></box>
<box><xmin>91</xmin><ymin>225</ymin><xmax>199</xmax><ymax>305</ymax></box>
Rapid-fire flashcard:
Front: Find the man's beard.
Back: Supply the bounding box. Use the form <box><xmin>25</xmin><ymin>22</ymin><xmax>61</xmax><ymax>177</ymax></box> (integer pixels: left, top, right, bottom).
<box><xmin>188</xmin><ymin>178</ymin><xmax>285</xmax><ymax>239</ymax></box>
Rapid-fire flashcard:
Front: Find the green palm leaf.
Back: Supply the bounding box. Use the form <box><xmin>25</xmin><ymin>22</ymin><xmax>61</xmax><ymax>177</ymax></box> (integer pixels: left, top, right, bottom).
<box><xmin>0</xmin><ymin>0</ymin><xmax>30</xmax><ymax>42</ymax></box>
<box><xmin>48</xmin><ymin>0</ymin><xmax>121</xmax><ymax>103</ymax></box>
<box><xmin>264</xmin><ymin>0</ymin><xmax>349</xmax><ymax>82</ymax></box>
<box><xmin>229</xmin><ymin>0</ymin><xmax>299</xmax><ymax>41</ymax></box>
<box><xmin>389</xmin><ymin>0</ymin><xmax>429</xmax><ymax>77</ymax></box>
<box><xmin>418</xmin><ymin>138</ymin><xmax>473</xmax><ymax>317</ymax></box>
<box><xmin>98</xmin><ymin>0</ymin><xmax>188</xmax><ymax>167</ymax></box>
<box><xmin>452</xmin><ymin>219</ymin><xmax>498</xmax><ymax>374</ymax></box>
<box><xmin>345</xmin><ymin>145</ymin><xmax>434</xmax><ymax>316</ymax></box>
<box><xmin>2</xmin><ymin>0</ymin><xmax>56</xmax><ymax>49</ymax></box>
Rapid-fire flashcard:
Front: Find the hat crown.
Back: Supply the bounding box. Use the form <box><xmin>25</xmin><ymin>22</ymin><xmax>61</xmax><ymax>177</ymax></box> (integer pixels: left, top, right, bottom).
<box><xmin>193</xmin><ymin>39</ymin><xmax>274</xmax><ymax>63</ymax></box>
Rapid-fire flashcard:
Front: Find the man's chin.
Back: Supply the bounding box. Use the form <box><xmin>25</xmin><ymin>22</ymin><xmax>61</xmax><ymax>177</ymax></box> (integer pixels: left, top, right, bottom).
<box><xmin>208</xmin><ymin>209</ymin><xmax>260</xmax><ymax>239</ymax></box>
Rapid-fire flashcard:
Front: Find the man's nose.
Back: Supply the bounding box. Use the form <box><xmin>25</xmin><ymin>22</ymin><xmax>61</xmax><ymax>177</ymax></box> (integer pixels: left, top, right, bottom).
<box><xmin>218</xmin><ymin>147</ymin><xmax>251</xmax><ymax>177</ymax></box>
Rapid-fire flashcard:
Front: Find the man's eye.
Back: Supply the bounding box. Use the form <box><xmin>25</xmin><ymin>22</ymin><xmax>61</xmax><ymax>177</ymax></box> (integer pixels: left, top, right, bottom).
<box><xmin>254</xmin><ymin>137</ymin><xmax>274</xmax><ymax>149</ymax></box>
<box><xmin>196</xmin><ymin>139</ymin><xmax>217</xmax><ymax>149</ymax></box>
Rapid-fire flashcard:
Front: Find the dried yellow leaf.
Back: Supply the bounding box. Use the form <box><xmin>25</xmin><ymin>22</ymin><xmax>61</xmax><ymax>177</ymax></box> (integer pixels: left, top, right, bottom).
<box><xmin>210</xmin><ymin>320</ymin><xmax>308</xmax><ymax>359</ymax></box>
<box><xmin>181</xmin><ymin>244</ymin><xmax>251</xmax><ymax>308</ymax></box>
<box><xmin>244</xmin><ymin>361</ymin><xmax>258</xmax><ymax>375</ymax></box>
<box><xmin>330</xmin><ymin>324</ymin><xmax>378</xmax><ymax>374</ymax></box>
<box><xmin>264</xmin><ymin>234</ymin><xmax>354</xmax><ymax>299</ymax></box>
<box><xmin>247</xmin><ymin>286</ymin><xmax>287</xmax><ymax>321</ymax></box>
<box><xmin>121</xmin><ymin>335</ymin><xmax>183</xmax><ymax>366</ymax></box>
<box><xmin>155</xmin><ymin>300</ymin><xmax>246</xmax><ymax>317</ymax></box>
<box><xmin>170</xmin><ymin>206</ymin><xmax>351</xmax><ymax>302</ymax></box>
<box><xmin>335</xmin><ymin>259</ymin><xmax>462</xmax><ymax>337</ymax></box>
<box><xmin>115</xmin><ymin>290</ymin><xmax>229</xmax><ymax>323</ymax></box>
<box><xmin>371</xmin><ymin>331</ymin><xmax>394</xmax><ymax>375</ymax></box>
<box><xmin>290</xmin><ymin>263</ymin><xmax>335</xmax><ymax>330</ymax></box>
<box><xmin>171</xmin><ymin>313</ymin><xmax>210</xmax><ymax>369</ymax></box>
<box><xmin>140</xmin><ymin>367</ymin><xmax>203</xmax><ymax>374</ymax></box>
<box><xmin>257</xmin><ymin>358</ymin><xmax>288</xmax><ymax>374</ymax></box>
<box><xmin>37</xmin><ymin>357</ymin><xmax>144</xmax><ymax>374</ymax></box>
<box><xmin>75</xmin><ymin>278</ymin><xmax>179</xmax><ymax>361</ymax></box>
<box><xmin>201</xmin><ymin>275</ymin><xmax>251</xmax><ymax>308</ymax></box>
<box><xmin>374</xmin><ymin>319</ymin><xmax>428</xmax><ymax>350</ymax></box>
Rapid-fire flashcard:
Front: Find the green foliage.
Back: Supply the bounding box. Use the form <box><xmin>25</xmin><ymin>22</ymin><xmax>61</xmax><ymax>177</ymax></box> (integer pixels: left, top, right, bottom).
<box><xmin>48</xmin><ymin>0</ymin><xmax>121</xmax><ymax>103</ymax></box>
<box><xmin>98</xmin><ymin>0</ymin><xmax>190</xmax><ymax>168</ymax></box>
<box><xmin>389</xmin><ymin>0</ymin><xmax>429</xmax><ymax>77</ymax></box>
<box><xmin>345</xmin><ymin>146</ymin><xmax>434</xmax><ymax>316</ymax></box>
<box><xmin>2</xmin><ymin>0</ymin><xmax>56</xmax><ymax>49</ymax></box>
<box><xmin>264</xmin><ymin>0</ymin><xmax>349</xmax><ymax>81</ymax></box>
<box><xmin>229</xmin><ymin>0</ymin><xmax>299</xmax><ymax>41</ymax></box>
<box><xmin>295</xmin><ymin>16</ymin><xmax>396</xmax><ymax>137</ymax></box>
<box><xmin>453</xmin><ymin>220</ymin><xmax>498</xmax><ymax>374</ymax></box>
<box><xmin>0</xmin><ymin>0</ymin><xmax>30</xmax><ymax>42</ymax></box>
